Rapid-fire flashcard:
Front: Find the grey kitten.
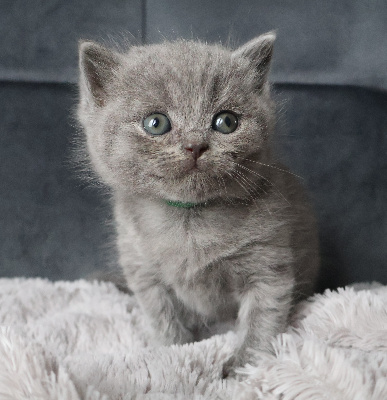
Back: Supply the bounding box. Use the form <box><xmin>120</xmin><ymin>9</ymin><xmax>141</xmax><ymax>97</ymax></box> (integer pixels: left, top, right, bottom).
<box><xmin>77</xmin><ymin>32</ymin><xmax>319</xmax><ymax>374</ymax></box>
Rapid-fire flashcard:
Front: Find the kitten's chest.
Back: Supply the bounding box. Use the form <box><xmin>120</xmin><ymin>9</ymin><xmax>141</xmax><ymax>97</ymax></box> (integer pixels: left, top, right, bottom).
<box><xmin>117</xmin><ymin>198</ymin><xmax>282</xmax><ymax>312</ymax></box>
<box><xmin>145</xmin><ymin>211</ymin><xmax>239</xmax><ymax>317</ymax></box>
<box><xmin>145</xmin><ymin>210</ymin><xmax>236</xmax><ymax>280</ymax></box>
<box><xmin>126</xmin><ymin>200</ymin><xmax>255</xmax><ymax>280</ymax></box>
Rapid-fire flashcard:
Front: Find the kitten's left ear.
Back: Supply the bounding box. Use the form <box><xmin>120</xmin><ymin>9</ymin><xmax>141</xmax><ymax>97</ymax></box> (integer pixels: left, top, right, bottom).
<box><xmin>233</xmin><ymin>31</ymin><xmax>276</xmax><ymax>90</ymax></box>
<box><xmin>79</xmin><ymin>41</ymin><xmax>121</xmax><ymax>107</ymax></box>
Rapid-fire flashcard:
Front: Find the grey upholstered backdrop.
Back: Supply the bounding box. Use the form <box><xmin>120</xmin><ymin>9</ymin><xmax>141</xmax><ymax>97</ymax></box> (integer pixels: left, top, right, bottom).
<box><xmin>0</xmin><ymin>0</ymin><xmax>386</xmax><ymax>291</ymax></box>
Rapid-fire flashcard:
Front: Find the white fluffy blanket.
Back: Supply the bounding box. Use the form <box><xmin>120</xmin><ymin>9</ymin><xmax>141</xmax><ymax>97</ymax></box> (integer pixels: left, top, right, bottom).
<box><xmin>0</xmin><ymin>278</ymin><xmax>386</xmax><ymax>400</ymax></box>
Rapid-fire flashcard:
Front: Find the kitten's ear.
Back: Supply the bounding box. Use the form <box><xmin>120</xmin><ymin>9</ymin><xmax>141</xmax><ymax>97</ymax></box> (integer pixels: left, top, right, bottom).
<box><xmin>79</xmin><ymin>41</ymin><xmax>121</xmax><ymax>107</ymax></box>
<box><xmin>233</xmin><ymin>31</ymin><xmax>276</xmax><ymax>89</ymax></box>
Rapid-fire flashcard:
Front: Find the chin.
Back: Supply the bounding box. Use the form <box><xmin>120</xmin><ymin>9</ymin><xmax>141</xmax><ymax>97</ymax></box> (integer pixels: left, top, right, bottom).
<box><xmin>171</xmin><ymin>184</ymin><xmax>222</xmax><ymax>204</ymax></box>
<box><xmin>152</xmin><ymin>183</ymin><xmax>203</xmax><ymax>204</ymax></box>
<box><xmin>151</xmin><ymin>168</ymin><xmax>226</xmax><ymax>203</ymax></box>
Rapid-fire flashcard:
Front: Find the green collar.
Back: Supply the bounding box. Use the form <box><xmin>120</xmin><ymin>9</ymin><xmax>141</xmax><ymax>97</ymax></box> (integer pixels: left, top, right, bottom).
<box><xmin>164</xmin><ymin>200</ymin><xmax>205</xmax><ymax>209</ymax></box>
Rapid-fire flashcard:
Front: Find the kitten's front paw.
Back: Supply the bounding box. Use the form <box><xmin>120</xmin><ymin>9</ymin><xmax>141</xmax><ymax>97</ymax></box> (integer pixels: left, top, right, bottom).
<box><xmin>222</xmin><ymin>358</ymin><xmax>245</xmax><ymax>380</ymax></box>
<box><xmin>222</xmin><ymin>356</ymin><xmax>236</xmax><ymax>379</ymax></box>
<box><xmin>223</xmin><ymin>350</ymin><xmax>253</xmax><ymax>379</ymax></box>
<box><xmin>157</xmin><ymin>324</ymin><xmax>194</xmax><ymax>346</ymax></box>
<box><xmin>174</xmin><ymin>326</ymin><xmax>195</xmax><ymax>345</ymax></box>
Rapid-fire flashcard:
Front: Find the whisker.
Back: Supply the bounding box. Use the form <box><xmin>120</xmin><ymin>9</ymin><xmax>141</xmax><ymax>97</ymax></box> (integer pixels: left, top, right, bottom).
<box><xmin>224</xmin><ymin>170</ymin><xmax>251</xmax><ymax>206</ymax></box>
<box><xmin>232</xmin><ymin>162</ymin><xmax>290</xmax><ymax>205</ymax></box>
<box><xmin>230</xmin><ymin>162</ymin><xmax>269</xmax><ymax>196</ymax></box>
<box><xmin>230</xmin><ymin>169</ymin><xmax>272</xmax><ymax>216</ymax></box>
<box><xmin>231</xmin><ymin>168</ymin><xmax>261</xmax><ymax>198</ymax></box>
<box><xmin>240</xmin><ymin>157</ymin><xmax>304</xmax><ymax>181</ymax></box>
<box><xmin>216</xmin><ymin>175</ymin><xmax>233</xmax><ymax>206</ymax></box>
<box><xmin>226</xmin><ymin>169</ymin><xmax>263</xmax><ymax>211</ymax></box>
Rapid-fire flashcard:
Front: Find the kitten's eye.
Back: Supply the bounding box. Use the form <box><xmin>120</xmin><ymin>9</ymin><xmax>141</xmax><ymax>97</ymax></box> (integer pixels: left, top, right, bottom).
<box><xmin>212</xmin><ymin>111</ymin><xmax>238</xmax><ymax>134</ymax></box>
<box><xmin>143</xmin><ymin>113</ymin><xmax>171</xmax><ymax>136</ymax></box>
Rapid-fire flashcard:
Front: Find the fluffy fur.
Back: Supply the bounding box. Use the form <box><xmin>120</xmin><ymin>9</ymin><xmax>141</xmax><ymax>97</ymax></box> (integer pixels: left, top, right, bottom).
<box><xmin>77</xmin><ymin>33</ymin><xmax>320</xmax><ymax>372</ymax></box>
<box><xmin>0</xmin><ymin>278</ymin><xmax>386</xmax><ymax>399</ymax></box>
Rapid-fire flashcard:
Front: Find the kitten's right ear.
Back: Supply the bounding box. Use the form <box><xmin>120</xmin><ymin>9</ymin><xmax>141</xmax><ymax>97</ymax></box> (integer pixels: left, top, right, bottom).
<box><xmin>79</xmin><ymin>41</ymin><xmax>121</xmax><ymax>107</ymax></box>
<box><xmin>232</xmin><ymin>32</ymin><xmax>276</xmax><ymax>90</ymax></box>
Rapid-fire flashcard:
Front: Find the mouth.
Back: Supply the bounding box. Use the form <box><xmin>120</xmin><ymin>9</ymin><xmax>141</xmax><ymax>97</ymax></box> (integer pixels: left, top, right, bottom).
<box><xmin>154</xmin><ymin>166</ymin><xmax>224</xmax><ymax>204</ymax></box>
<box><xmin>187</xmin><ymin>164</ymin><xmax>201</xmax><ymax>174</ymax></box>
<box><xmin>185</xmin><ymin>158</ymin><xmax>206</xmax><ymax>174</ymax></box>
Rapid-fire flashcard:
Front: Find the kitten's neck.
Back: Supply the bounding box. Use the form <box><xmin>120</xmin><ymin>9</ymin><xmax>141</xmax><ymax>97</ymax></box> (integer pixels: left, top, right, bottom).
<box><xmin>164</xmin><ymin>200</ymin><xmax>206</xmax><ymax>209</ymax></box>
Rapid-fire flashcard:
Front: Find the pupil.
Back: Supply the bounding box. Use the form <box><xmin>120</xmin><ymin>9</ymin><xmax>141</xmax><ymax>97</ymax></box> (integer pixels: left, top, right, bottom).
<box><xmin>151</xmin><ymin>118</ymin><xmax>160</xmax><ymax>128</ymax></box>
<box><xmin>224</xmin><ymin>116</ymin><xmax>231</xmax><ymax>127</ymax></box>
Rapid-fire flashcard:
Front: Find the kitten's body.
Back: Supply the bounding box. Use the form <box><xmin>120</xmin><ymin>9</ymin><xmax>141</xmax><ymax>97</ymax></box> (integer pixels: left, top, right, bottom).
<box><xmin>115</xmin><ymin>171</ymin><xmax>317</xmax><ymax>341</ymax></box>
<box><xmin>78</xmin><ymin>33</ymin><xmax>319</xmax><ymax>372</ymax></box>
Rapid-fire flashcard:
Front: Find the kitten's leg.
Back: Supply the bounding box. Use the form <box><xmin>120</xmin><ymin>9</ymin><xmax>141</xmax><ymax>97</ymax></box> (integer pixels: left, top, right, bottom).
<box><xmin>134</xmin><ymin>282</ymin><xmax>194</xmax><ymax>345</ymax></box>
<box><xmin>233</xmin><ymin>269</ymin><xmax>294</xmax><ymax>371</ymax></box>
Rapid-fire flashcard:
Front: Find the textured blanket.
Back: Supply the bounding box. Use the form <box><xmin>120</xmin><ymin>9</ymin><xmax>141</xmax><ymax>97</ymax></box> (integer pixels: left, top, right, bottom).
<box><xmin>0</xmin><ymin>278</ymin><xmax>386</xmax><ymax>400</ymax></box>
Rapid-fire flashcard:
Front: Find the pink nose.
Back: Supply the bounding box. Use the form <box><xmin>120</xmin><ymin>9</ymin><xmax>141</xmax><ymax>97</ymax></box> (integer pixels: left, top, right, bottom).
<box><xmin>184</xmin><ymin>143</ymin><xmax>209</xmax><ymax>160</ymax></box>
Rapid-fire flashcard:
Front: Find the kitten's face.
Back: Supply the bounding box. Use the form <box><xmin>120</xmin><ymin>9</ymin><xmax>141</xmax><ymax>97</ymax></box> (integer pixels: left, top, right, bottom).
<box><xmin>78</xmin><ymin>34</ymin><xmax>275</xmax><ymax>203</ymax></box>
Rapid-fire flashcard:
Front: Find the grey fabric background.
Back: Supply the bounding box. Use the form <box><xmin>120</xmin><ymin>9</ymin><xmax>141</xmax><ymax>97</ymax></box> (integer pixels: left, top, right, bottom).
<box><xmin>0</xmin><ymin>0</ymin><xmax>386</xmax><ymax>291</ymax></box>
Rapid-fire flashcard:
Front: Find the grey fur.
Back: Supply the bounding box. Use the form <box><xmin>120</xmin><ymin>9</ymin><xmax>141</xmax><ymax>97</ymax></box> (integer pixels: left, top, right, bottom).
<box><xmin>77</xmin><ymin>32</ymin><xmax>319</xmax><ymax>374</ymax></box>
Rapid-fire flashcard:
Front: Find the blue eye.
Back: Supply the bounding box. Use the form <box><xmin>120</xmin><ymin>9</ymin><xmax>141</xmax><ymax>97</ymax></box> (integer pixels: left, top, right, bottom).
<box><xmin>212</xmin><ymin>111</ymin><xmax>238</xmax><ymax>134</ymax></box>
<box><xmin>143</xmin><ymin>113</ymin><xmax>171</xmax><ymax>135</ymax></box>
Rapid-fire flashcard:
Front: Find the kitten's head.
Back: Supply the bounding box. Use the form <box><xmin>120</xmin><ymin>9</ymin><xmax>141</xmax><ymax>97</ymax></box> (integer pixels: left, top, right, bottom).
<box><xmin>78</xmin><ymin>33</ymin><xmax>276</xmax><ymax>203</ymax></box>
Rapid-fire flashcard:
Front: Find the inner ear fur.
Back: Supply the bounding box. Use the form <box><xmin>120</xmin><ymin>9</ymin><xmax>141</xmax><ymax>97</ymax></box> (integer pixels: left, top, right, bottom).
<box><xmin>232</xmin><ymin>31</ymin><xmax>276</xmax><ymax>89</ymax></box>
<box><xmin>79</xmin><ymin>41</ymin><xmax>121</xmax><ymax>107</ymax></box>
